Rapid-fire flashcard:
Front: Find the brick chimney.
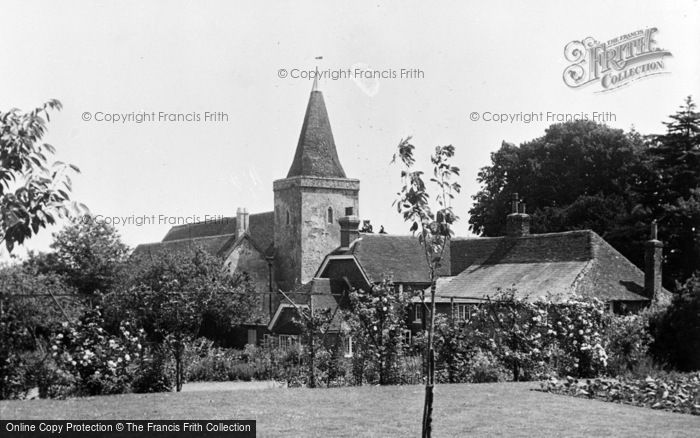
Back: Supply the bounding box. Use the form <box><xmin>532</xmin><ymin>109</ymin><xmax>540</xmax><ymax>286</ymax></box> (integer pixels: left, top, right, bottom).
<box><xmin>338</xmin><ymin>207</ymin><xmax>360</xmax><ymax>248</ymax></box>
<box><xmin>644</xmin><ymin>221</ymin><xmax>663</xmax><ymax>301</ymax></box>
<box><xmin>236</xmin><ymin>207</ymin><xmax>249</xmax><ymax>238</ymax></box>
<box><xmin>506</xmin><ymin>193</ymin><xmax>530</xmax><ymax>237</ymax></box>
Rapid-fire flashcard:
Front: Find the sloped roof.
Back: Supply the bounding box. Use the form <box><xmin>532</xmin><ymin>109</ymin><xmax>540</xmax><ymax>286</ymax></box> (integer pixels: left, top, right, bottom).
<box><xmin>335</xmin><ymin>234</ymin><xmax>451</xmax><ymax>284</ymax></box>
<box><xmin>132</xmin><ymin>234</ymin><xmax>237</xmax><ymax>259</ymax></box>
<box><xmin>286</xmin><ymin>90</ymin><xmax>346</xmax><ymax>178</ymax></box>
<box><xmin>160</xmin><ymin>211</ymin><xmax>274</xmax><ymax>254</ymax></box>
<box><xmin>436</xmin><ymin>230</ymin><xmax>653</xmax><ymax>303</ymax></box>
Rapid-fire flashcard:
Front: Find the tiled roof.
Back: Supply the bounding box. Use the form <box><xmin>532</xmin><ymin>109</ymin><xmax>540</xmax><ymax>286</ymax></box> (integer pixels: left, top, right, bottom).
<box><xmin>132</xmin><ymin>234</ymin><xmax>237</xmax><ymax>259</ymax></box>
<box><xmin>338</xmin><ymin>234</ymin><xmax>451</xmax><ymax>284</ymax></box>
<box><xmin>134</xmin><ymin>211</ymin><xmax>274</xmax><ymax>260</ymax></box>
<box><xmin>161</xmin><ymin>211</ymin><xmax>274</xmax><ymax>254</ymax></box>
<box><xmin>436</xmin><ymin>230</ymin><xmax>655</xmax><ymax>303</ymax></box>
<box><xmin>286</xmin><ymin>90</ymin><xmax>346</xmax><ymax>178</ymax></box>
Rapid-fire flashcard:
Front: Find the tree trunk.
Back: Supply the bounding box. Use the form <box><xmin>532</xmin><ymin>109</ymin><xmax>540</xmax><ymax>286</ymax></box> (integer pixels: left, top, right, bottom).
<box><xmin>422</xmin><ymin>279</ymin><xmax>437</xmax><ymax>438</ymax></box>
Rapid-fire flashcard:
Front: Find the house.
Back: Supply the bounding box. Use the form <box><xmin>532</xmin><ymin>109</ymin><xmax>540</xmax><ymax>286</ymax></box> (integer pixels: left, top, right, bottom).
<box><xmin>135</xmin><ymin>78</ymin><xmax>669</xmax><ymax>349</ymax></box>
<box><xmin>279</xmin><ymin>196</ymin><xmax>670</xmax><ymax>338</ymax></box>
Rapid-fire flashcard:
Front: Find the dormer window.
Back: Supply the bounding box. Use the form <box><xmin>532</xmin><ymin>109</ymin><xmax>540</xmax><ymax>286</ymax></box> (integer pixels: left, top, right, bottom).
<box><xmin>327</xmin><ymin>207</ymin><xmax>334</xmax><ymax>224</ymax></box>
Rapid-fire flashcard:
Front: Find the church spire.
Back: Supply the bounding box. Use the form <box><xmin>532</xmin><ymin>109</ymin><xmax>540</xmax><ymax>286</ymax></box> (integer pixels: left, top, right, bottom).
<box><xmin>286</xmin><ymin>79</ymin><xmax>347</xmax><ymax>178</ymax></box>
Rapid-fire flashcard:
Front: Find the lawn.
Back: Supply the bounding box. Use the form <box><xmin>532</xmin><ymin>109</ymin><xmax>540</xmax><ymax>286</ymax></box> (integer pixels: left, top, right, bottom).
<box><xmin>2</xmin><ymin>382</ymin><xmax>699</xmax><ymax>437</ymax></box>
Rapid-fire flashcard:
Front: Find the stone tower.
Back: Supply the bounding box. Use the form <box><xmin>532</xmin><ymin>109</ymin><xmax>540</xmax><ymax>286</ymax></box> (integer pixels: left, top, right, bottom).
<box><xmin>273</xmin><ymin>79</ymin><xmax>360</xmax><ymax>289</ymax></box>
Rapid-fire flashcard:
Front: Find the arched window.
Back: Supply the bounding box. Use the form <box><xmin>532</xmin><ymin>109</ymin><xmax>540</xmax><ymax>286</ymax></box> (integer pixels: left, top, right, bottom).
<box><xmin>286</xmin><ymin>210</ymin><xmax>290</xmax><ymax>225</ymax></box>
<box><xmin>327</xmin><ymin>207</ymin><xmax>334</xmax><ymax>224</ymax></box>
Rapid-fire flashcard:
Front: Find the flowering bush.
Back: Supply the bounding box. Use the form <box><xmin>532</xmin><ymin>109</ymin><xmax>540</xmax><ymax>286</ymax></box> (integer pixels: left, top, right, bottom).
<box><xmin>540</xmin><ymin>373</ymin><xmax>700</xmax><ymax>416</ymax></box>
<box><xmin>50</xmin><ymin>308</ymin><xmax>145</xmax><ymax>396</ymax></box>
<box><xmin>604</xmin><ymin>312</ymin><xmax>653</xmax><ymax>376</ymax></box>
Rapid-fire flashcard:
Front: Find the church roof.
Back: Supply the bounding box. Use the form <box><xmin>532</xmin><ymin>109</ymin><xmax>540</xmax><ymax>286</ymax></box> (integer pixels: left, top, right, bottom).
<box><xmin>132</xmin><ymin>211</ymin><xmax>275</xmax><ymax>258</ymax></box>
<box><xmin>286</xmin><ymin>89</ymin><xmax>346</xmax><ymax>178</ymax></box>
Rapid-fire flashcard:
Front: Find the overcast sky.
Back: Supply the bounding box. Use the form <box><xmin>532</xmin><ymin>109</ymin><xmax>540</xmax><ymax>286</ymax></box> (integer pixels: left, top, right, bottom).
<box><xmin>1</xmin><ymin>0</ymin><xmax>699</xmax><ymax>260</ymax></box>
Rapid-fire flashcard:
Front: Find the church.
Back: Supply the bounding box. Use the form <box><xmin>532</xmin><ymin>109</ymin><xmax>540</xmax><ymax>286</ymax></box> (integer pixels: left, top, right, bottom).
<box><xmin>134</xmin><ymin>80</ymin><xmax>668</xmax><ymax>348</ymax></box>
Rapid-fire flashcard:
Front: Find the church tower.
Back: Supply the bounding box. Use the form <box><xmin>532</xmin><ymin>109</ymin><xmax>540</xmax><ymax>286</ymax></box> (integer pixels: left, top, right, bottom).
<box><xmin>273</xmin><ymin>79</ymin><xmax>360</xmax><ymax>289</ymax></box>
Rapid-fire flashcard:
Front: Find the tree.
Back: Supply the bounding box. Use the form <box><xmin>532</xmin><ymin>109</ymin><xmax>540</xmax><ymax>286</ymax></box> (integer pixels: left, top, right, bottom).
<box><xmin>28</xmin><ymin>218</ymin><xmax>130</xmax><ymax>295</ymax></box>
<box><xmin>640</xmin><ymin>97</ymin><xmax>700</xmax><ymax>285</ymax></box>
<box><xmin>0</xmin><ymin>100</ymin><xmax>84</xmax><ymax>252</ymax></box>
<box><xmin>0</xmin><ymin>264</ymin><xmax>79</xmax><ymax>399</ymax></box>
<box><xmin>392</xmin><ymin>138</ymin><xmax>461</xmax><ymax>438</ymax></box>
<box><xmin>105</xmin><ymin>247</ymin><xmax>259</xmax><ymax>391</ymax></box>
<box><xmin>469</xmin><ymin>121</ymin><xmax>646</xmax><ymax>238</ymax></box>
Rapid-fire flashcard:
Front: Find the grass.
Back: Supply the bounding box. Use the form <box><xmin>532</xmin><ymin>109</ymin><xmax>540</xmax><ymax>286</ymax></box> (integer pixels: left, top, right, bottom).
<box><xmin>2</xmin><ymin>382</ymin><xmax>699</xmax><ymax>437</ymax></box>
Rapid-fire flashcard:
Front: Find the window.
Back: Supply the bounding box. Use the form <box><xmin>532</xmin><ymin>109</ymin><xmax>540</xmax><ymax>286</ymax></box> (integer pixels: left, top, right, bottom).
<box><xmin>456</xmin><ymin>304</ymin><xmax>473</xmax><ymax>321</ymax></box>
<box><xmin>286</xmin><ymin>210</ymin><xmax>290</xmax><ymax>225</ymax></box>
<box><xmin>343</xmin><ymin>336</ymin><xmax>353</xmax><ymax>358</ymax></box>
<box><xmin>279</xmin><ymin>335</ymin><xmax>298</xmax><ymax>350</ymax></box>
<box><xmin>327</xmin><ymin>207</ymin><xmax>333</xmax><ymax>224</ymax></box>
<box><xmin>263</xmin><ymin>334</ymin><xmax>273</xmax><ymax>348</ymax></box>
<box><xmin>402</xmin><ymin>329</ymin><xmax>412</xmax><ymax>347</ymax></box>
<box><xmin>413</xmin><ymin>304</ymin><xmax>423</xmax><ymax>322</ymax></box>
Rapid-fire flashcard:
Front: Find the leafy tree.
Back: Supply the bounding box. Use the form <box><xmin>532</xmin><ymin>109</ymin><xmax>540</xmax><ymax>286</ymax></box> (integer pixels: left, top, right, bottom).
<box><xmin>28</xmin><ymin>218</ymin><xmax>130</xmax><ymax>295</ymax></box>
<box><xmin>469</xmin><ymin>121</ymin><xmax>645</xmax><ymax>238</ymax></box>
<box><xmin>639</xmin><ymin>97</ymin><xmax>700</xmax><ymax>285</ymax></box>
<box><xmin>104</xmin><ymin>247</ymin><xmax>260</xmax><ymax>391</ymax></box>
<box><xmin>392</xmin><ymin>138</ymin><xmax>461</xmax><ymax>438</ymax></box>
<box><xmin>0</xmin><ymin>264</ymin><xmax>79</xmax><ymax>399</ymax></box>
<box><xmin>0</xmin><ymin>100</ymin><xmax>84</xmax><ymax>252</ymax></box>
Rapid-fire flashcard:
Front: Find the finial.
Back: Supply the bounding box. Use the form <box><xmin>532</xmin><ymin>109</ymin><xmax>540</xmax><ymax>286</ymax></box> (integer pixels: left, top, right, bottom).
<box><xmin>650</xmin><ymin>220</ymin><xmax>658</xmax><ymax>240</ymax></box>
<box><xmin>312</xmin><ymin>56</ymin><xmax>323</xmax><ymax>92</ymax></box>
<box><xmin>511</xmin><ymin>193</ymin><xmax>519</xmax><ymax>214</ymax></box>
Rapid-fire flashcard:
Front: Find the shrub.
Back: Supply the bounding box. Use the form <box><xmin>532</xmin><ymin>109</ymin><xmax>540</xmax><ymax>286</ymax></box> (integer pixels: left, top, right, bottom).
<box><xmin>132</xmin><ymin>346</ymin><xmax>172</xmax><ymax>393</ymax></box>
<box><xmin>650</xmin><ymin>275</ymin><xmax>700</xmax><ymax>371</ymax></box>
<box><xmin>50</xmin><ymin>308</ymin><xmax>145</xmax><ymax>396</ymax></box>
<box><xmin>540</xmin><ymin>373</ymin><xmax>700</xmax><ymax>415</ymax></box>
<box><xmin>604</xmin><ymin>313</ymin><xmax>653</xmax><ymax>376</ymax></box>
<box><xmin>468</xmin><ymin>349</ymin><xmax>509</xmax><ymax>383</ymax></box>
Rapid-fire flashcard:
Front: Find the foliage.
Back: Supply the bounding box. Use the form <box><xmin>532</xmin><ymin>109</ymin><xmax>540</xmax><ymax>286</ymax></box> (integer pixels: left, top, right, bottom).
<box><xmin>344</xmin><ymin>282</ymin><xmax>412</xmax><ymax>385</ymax></box>
<box><xmin>540</xmin><ymin>373</ymin><xmax>700</xmax><ymax>416</ymax></box>
<box><xmin>0</xmin><ymin>100</ymin><xmax>85</xmax><ymax>252</ymax></box>
<box><xmin>640</xmin><ymin>97</ymin><xmax>700</xmax><ymax>284</ymax></box>
<box><xmin>604</xmin><ymin>312</ymin><xmax>654</xmax><ymax>376</ymax></box>
<box><xmin>50</xmin><ymin>307</ymin><xmax>145</xmax><ymax>396</ymax></box>
<box><xmin>469</xmin><ymin>121</ymin><xmax>645</xmax><ymax>238</ymax></box>
<box><xmin>103</xmin><ymin>246</ymin><xmax>260</xmax><ymax>391</ymax></box>
<box><xmin>0</xmin><ymin>264</ymin><xmax>79</xmax><ymax>399</ymax></box>
<box><xmin>649</xmin><ymin>274</ymin><xmax>700</xmax><ymax>371</ymax></box>
<box><xmin>28</xmin><ymin>218</ymin><xmax>130</xmax><ymax>295</ymax></box>
<box><xmin>131</xmin><ymin>345</ymin><xmax>172</xmax><ymax>393</ymax></box>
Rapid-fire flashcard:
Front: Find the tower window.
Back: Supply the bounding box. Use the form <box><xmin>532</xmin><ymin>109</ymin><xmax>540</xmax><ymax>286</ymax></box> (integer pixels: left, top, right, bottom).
<box><xmin>286</xmin><ymin>210</ymin><xmax>290</xmax><ymax>225</ymax></box>
<box><xmin>327</xmin><ymin>207</ymin><xmax>333</xmax><ymax>224</ymax></box>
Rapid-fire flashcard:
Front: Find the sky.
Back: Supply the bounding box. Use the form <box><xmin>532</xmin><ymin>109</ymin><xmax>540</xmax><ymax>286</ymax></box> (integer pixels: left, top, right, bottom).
<box><xmin>1</xmin><ymin>0</ymin><xmax>699</xmax><ymax>260</ymax></box>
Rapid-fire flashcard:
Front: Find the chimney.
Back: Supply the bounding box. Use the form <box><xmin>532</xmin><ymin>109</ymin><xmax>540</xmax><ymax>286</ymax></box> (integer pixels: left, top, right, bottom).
<box><xmin>338</xmin><ymin>207</ymin><xmax>360</xmax><ymax>248</ymax></box>
<box><xmin>644</xmin><ymin>221</ymin><xmax>663</xmax><ymax>302</ymax></box>
<box><xmin>236</xmin><ymin>207</ymin><xmax>249</xmax><ymax>238</ymax></box>
<box><xmin>506</xmin><ymin>193</ymin><xmax>530</xmax><ymax>237</ymax></box>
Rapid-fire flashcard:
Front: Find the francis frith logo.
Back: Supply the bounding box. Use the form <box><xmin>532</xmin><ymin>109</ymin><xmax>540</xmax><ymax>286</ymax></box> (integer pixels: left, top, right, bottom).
<box><xmin>563</xmin><ymin>28</ymin><xmax>672</xmax><ymax>92</ymax></box>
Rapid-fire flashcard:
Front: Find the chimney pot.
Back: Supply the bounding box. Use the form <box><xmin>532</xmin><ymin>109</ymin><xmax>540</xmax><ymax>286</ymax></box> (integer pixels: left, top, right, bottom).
<box><xmin>506</xmin><ymin>194</ymin><xmax>530</xmax><ymax>237</ymax></box>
